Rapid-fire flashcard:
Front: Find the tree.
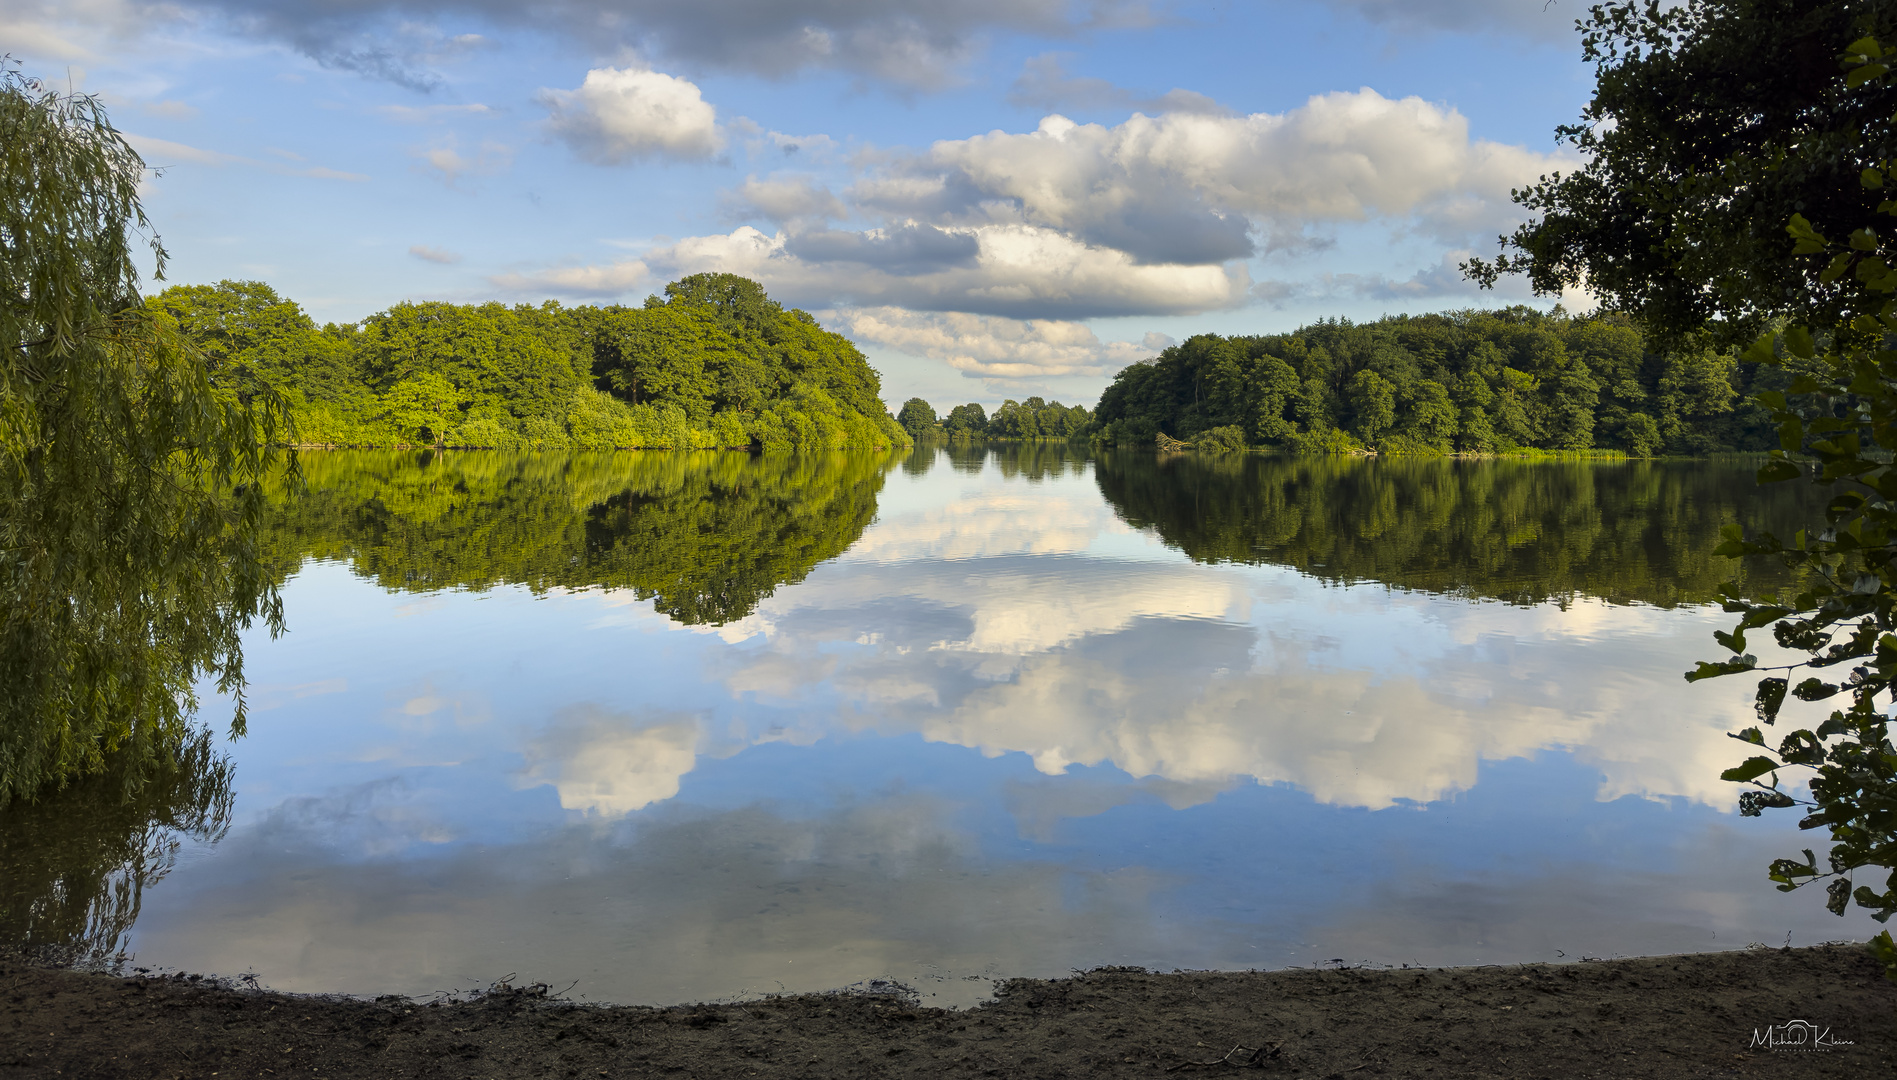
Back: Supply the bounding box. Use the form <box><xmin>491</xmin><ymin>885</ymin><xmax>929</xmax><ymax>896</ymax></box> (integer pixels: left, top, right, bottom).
<box><xmin>896</xmin><ymin>397</ymin><xmax>939</xmax><ymax>439</ymax></box>
<box><xmin>1345</xmin><ymin>369</ymin><xmax>1396</xmax><ymax>444</ymax></box>
<box><xmin>944</xmin><ymin>402</ymin><xmax>987</xmax><ymax>438</ymax></box>
<box><xmin>1467</xmin><ymin>2</ymin><xmax>1897</xmax><ymax>977</ymax></box>
<box><xmin>1464</xmin><ymin>1</ymin><xmax>1896</xmax><ymax>349</ymax></box>
<box><xmin>1250</xmin><ymin>355</ymin><xmax>1302</xmax><ymax>444</ymax></box>
<box><xmin>1405</xmin><ymin>379</ymin><xmax>1458</xmax><ymax>450</ymax></box>
<box><xmin>0</xmin><ymin>68</ymin><xmax>292</xmax><ymax>802</ymax></box>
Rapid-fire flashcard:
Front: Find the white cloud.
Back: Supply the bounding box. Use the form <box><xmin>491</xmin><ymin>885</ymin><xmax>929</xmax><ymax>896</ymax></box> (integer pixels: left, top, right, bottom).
<box><xmin>512</xmin><ymin>86</ymin><xmax>1566</xmax><ymax>322</ymax></box>
<box><xmin>532</xmin><ymin>223</ymin><xmax>1248</xmax><ymax>317</ymax></box>
<box><xmin>856</xmin><ymin>90</ymin><xmax>1574</xmax><ymax>264</ymax></box>
<box><xmin>837</xmin><ymin>307</ymin><xmax>1166</xmax><ymax>379</ymax></box>
<box><xmin>409</xmin><ymin>245</ymin><xmax>461</xmax><ymax>265</ymax></box>
<box><xmin>540</xmin><ymin>66</ymin><xmax>724</xmax><ymax>164</ymax></box>
<box><xmin>720</xmin><ymin>174</ymin><xmax>847</xmax><ymax>228</ymax></box>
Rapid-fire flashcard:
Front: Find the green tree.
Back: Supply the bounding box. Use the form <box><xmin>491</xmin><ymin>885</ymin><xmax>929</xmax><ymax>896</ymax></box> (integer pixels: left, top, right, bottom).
<box><xmin>1451</xmin><ymin>370</ymin><xmax>1496</xmax><ymax>452</ymax></box>
<box><xmin>1250</xmin><ymin>355</ymin><xmax>1303</xmax><ymax>445</ymax></box>
<box><xmin>1463</xmin><ymin>1</ymin><xmax>1895</xmax><ymax>350</ymax></box>
<box><xmin>944</xmin><ymin>402</ymin><xmax>988</xmax><ymax>438</ymax></box>
<box><xmin>1345</xmin><ymin>369</ymin><xmax>1397</xmax><ymax>444</ymax></box>
<box><xmin>0</xmin><ymin>69</ymin><xmax>291</xmax><ymax>802</ymax></box>
<box><xmin>896</xmin><ymin>397</ymin><xmax>939</xmax><ymax>439</ymax></box>
<box><xmin>1405</xmin><ymin>379</ymin><xmax>1458</xmax><ymax>450</ymax></box>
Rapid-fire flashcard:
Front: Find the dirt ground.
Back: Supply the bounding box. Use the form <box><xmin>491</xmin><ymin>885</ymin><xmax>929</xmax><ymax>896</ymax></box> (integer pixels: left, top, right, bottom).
<box><xmin>2</xmin><ymin>945</ymin><xmax>1892</xmax><ymax>1079</ymax></box>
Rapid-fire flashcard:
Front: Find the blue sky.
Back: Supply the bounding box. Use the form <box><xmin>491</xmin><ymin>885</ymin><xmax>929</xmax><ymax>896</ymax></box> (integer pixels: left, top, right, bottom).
<box><xmin>10</xmin><ymin>0</ymin><xmax>1599</xmax><ymax>408</ymax></box>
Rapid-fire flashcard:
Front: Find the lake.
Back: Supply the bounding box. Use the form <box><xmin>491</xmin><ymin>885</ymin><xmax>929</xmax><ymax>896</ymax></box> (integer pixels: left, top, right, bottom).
<box><xmin>1</xmin><ymin>447</ymin><xmax>1881</xmax><ymax>1008</ymax></box>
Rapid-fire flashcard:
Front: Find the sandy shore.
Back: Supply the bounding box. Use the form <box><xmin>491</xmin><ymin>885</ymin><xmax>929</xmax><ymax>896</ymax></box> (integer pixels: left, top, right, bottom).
<box><xmin>3</xmin><ymin>945</ymin><xmax>1891</xmax><ymax>1078</ymax></box>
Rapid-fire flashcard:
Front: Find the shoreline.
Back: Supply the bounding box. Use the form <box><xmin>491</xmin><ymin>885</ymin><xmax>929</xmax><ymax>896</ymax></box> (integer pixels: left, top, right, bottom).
<box><xmin>4</xmin><ymin>945</ymin><xmax>1891</xmax><ymax>1078</ymax></box>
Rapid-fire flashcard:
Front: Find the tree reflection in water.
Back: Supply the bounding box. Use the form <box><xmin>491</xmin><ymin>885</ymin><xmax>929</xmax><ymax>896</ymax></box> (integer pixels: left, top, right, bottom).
<box><xmin>262</xmin><ymin>449</ymin><xmax>902</xmax><ymax>625</ymax></box>
<box><xmin>0</xmin><ymin>731</ymin><xmax>233</xmax><ymax>968</ymax></box>
<box><xmin>1095</xmin><ymin>453</ymin><xmax>1832</xmax><ymax>607</ymax></box>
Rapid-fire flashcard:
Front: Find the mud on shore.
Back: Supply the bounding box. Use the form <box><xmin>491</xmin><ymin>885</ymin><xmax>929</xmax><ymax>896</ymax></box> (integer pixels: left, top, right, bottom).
<box><xmin>3</xmin><ymin>945</ymin><xmax>1892</xmax><ymax>1079</ymax></box>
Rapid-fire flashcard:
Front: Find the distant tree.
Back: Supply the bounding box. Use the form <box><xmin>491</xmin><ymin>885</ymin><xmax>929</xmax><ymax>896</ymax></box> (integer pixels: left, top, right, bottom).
<box><xmin>1345</xmin><ymin>369</ymin><xmax>1396</xmax><ymax>445</ymax></box>
<box><xmin>1405</xmin><ymin>379</ymin><xmax>1458</xmax><ymax>450</ymax></box>
<box><xmin>1250</xmin><ymin>356</ymin><xmax>1302</xmax><ymax>445</ymax></box>
<box><xmin>896</xmin><ymin>397</ymin><xmax>939</xmax><ymax>439</ymax></box>
<box><xmin>944</xmin><ymin>402</ymin><xmax>987</xmax><ymax>438</ymax></box>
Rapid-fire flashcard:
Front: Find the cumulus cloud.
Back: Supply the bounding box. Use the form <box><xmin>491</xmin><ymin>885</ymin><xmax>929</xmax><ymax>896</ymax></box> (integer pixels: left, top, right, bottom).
<box><xmin>720</xmin><ymin>174</ymin><xmax>848</xmax><ymax>228</ymax></box>
<box><xmin>513</xmin><ymin>87</ymin><xmax>1562</xmax><ymax>322</ymax></box>
<box><xmin>540</xmin><ymin>66</ymin><xmax>724</xmax><ymax>164</ymax></box>
<box><xmin>856</xmin><ymin>90</ymin><xmax>1573</xmax><ymax>262</ymax></box>
<box><xmin>836</xmin><ymin>307</ymin><xmax>1169</xmax><ymax>379</ymax></box>
<box><xmin>623</xmin><ymin>224</ymin><xmax>1249</xmax><ymax>319</ymax></box>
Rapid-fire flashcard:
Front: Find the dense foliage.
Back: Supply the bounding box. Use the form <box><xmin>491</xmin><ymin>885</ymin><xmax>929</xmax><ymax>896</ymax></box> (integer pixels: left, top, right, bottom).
<box><xmin>1464</xmin><ymin>0</ymin><xmax>1895</xmax><ymax>350</ymax></box>
<box><xmin>149</xmin><ymin>275</ymin><xmax>909</xmax><ymax>452</ymax></box>
<box><xmin>1474</xmin><ymin>0</ymin><xmax>1897</xmax><ymax>975</ymax></box>
<box><xmin>1096</xmin><ymin>453</ymin><xmax>1825</xmax><ymax>608</ymax></box>
<box><xmin>261</xmin><ymin>449</ymin><xmax>900</xmax><ymax>625</ymax></box>
<box><xmin>1090</xmin><ymin>309</ymin><xmax>1764</xmax><ymax>456</ymax></box>
<box><xmin>0</xmin><ymin>70</ymin><xmax>290</xmax><ymax>803</ymax></box>
<box><xmin>901</xmin><ymin>396</ymin><xmax>1092</xmax><ymax>440</ymax></box>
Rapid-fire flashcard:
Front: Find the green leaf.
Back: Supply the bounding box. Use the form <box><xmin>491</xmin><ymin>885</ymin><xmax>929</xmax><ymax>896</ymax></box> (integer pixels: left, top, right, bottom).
<box><xmin>1783</xmin><ymin>325</ymin><xmax>1816</xmax><ymax>359</ymax></box>
<box><xmin>1847</xmin><ymin>35</ymin><xmax>1885</xmax><ymax>59</ymax></box>
<box><xmin>1846</xmin><ymin>62</ymin><xmax>1889</xmax><ymax>88</ymax></box>
<box><xmin>1868</xmin><ymin>168</ymin><xmax>1888</xmax><ymax>190</ymax></box>
<box><xmin>1722</xmin><ymin>756</ymin><xmax>1781</xmax><ymax>782</ymax></box>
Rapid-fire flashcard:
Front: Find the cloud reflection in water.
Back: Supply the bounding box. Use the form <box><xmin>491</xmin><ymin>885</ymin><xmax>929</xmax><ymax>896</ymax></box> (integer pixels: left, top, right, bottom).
<box><xmin>117</xmin><ymin>452</ymin><xmax>1881</xmax><ymax>1002</ymax></box>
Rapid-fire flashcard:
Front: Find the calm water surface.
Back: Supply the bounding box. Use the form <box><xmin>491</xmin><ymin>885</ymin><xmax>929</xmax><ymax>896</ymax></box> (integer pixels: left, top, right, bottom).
<box><xmin>3</xmin><ymin>447</ymin><xmax>1882</xmax><ymax>1006</ymax></box>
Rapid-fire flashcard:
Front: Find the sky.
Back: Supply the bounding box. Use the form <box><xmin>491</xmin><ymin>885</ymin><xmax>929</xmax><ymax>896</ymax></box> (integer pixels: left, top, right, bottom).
<box><xmin>8</xmin><ymin>0</ymin><xmax>1603</xmax><ymax>409</ymax></box>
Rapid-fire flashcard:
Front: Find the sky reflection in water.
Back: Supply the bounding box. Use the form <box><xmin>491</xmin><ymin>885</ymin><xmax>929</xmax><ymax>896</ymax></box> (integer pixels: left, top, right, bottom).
<box><xmin>118</xmin><ymin>450</ymin><xmax>1882</xmax><ymax>1007</ymax></box>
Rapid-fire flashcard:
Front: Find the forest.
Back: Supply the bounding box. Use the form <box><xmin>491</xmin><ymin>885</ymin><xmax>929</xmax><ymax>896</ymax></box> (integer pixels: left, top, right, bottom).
<box><xmin>150</xmin><ymin>274</ymin><xmax>910</xmax><ymax>452</ymax></box>
<box><xmin>1088</xmin><ymin>308</ymin><xmax>1782</xmax><ymax>456</ymax></box>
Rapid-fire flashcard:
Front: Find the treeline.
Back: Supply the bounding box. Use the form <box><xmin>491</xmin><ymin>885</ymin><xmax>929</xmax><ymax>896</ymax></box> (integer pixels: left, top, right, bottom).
<box><xmin>151</xmin><ymin>274</ymin><xmax>910</xmax><ymax>451</ymax></box>
<box><xmin>1091</xmin><ymin>308</ymin><xmax>1782</xmax><ymax>456</ymax></box>
<box><xmin>896</xmin><ymin>396</ymin><xmax>1092</xmax><ymax>441</ymax></box>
